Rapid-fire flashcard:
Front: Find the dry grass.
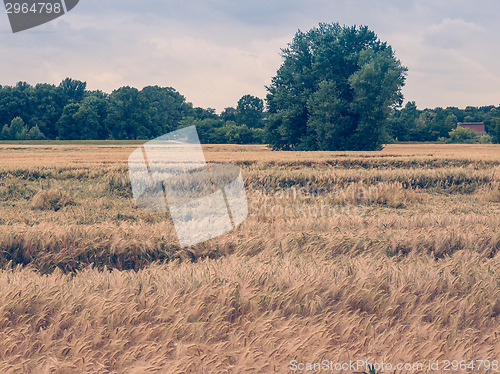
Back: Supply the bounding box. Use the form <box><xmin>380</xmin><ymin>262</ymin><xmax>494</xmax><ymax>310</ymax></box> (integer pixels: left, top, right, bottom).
<box><xmin>0</xmin><ymin>253</ymin><xmax>498</xmax><ymax>373</ymax></box>
<box><xmin>475</xmin><ymin>182</ymin><xmax>500</xmax><ymax>203</ymax></box>
<box><xmin>31</xmin><ymin>190</ymin><xmax>76</xmax><ymax>212</ymax></box>
<box><xmin>0</xmin><ymin>143</ymin><xmax>498</xmax><ymax>373</ymax></box>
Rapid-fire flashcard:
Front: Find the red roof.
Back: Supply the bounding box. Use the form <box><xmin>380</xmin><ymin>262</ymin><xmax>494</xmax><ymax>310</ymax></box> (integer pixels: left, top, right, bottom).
<box><xmin>457</xmin><ymin>122</ymin><xmax>486</xmax><ymax>134</ymax></box>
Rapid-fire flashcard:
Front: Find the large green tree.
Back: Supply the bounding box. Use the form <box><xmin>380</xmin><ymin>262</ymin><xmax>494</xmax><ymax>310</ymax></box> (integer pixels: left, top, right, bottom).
<box><xmin>266</xmin><ymin>23</ymin><xmax>407</xmax><ymax>151</ymax></box>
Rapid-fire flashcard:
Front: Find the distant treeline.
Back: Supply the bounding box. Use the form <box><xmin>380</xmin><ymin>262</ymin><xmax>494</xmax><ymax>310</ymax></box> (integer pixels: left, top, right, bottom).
<box><xmin>387</xmin><ymin>101</ymin><xmax>499</xmax><ymax>143</ymax></box>
<box><xmin>1</xmin><ymin>79</ymin><xmax>499</xmax><ymax>144</ymax></box>
<box><xmin>0</xmin><ymin>79</ymin><xmax>266</xmax><ymax>144</ymax></box>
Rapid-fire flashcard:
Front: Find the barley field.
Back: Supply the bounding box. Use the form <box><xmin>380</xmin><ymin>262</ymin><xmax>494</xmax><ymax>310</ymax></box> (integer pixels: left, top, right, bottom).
<box><xmin>0</xmin><ymin>143</ymin><xmax>498</xmax><ymax>373</ymax></box>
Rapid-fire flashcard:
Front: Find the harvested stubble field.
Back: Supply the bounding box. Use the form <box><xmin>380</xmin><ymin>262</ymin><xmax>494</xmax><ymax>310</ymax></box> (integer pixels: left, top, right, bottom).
<box><xmin>0</xmin><ymin>142</ymin><xmax>499</xmax><ymax>373</ymax></box>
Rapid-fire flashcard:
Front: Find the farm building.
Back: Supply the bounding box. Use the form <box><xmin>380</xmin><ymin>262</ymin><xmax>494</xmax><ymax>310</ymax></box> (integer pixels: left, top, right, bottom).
<box><xmin>457</xmin><ymin>122</ymin><xmax>486</xmax><ymax>135</ymax></box>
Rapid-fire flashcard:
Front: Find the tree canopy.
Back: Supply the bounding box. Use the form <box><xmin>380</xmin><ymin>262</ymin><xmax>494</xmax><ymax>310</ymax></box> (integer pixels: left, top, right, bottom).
<box><xmin>266</xmin><ymin>23</ymin><xmax>407</xmax><ymax>150</ymax></box>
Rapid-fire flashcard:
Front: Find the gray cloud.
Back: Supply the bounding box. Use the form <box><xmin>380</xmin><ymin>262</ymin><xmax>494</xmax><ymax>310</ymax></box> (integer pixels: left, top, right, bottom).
<box><xmin>423</xmin><ymin>18</ymin><xmax>485</xmax><ymax>49</ymax></box>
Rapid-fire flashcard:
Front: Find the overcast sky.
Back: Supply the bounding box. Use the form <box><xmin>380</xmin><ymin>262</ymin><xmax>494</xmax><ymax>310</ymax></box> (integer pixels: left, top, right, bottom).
<box><xmin>1</xmin><ymin>0</ymin><xmax>499</xmax><ymax>112</ymax></box>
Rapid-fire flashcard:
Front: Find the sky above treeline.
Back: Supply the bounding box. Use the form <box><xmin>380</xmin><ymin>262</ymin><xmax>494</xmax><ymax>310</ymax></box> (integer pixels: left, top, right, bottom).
<box><xmin>1</xmin><ymin>0</ymin><xmax>499</xmax><ymax>112</ymax></box>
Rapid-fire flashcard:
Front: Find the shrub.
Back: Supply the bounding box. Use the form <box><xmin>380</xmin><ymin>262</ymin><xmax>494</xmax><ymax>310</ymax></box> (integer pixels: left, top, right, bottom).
<box><xmin>478</xmin><ymin>134</ymin><xmax>493</xmax><ymax>144</ymax></box>
<box><xmin>448</xmin><ymin>126</ymin><xmax>479</xmax><ymax>143</ymax></box>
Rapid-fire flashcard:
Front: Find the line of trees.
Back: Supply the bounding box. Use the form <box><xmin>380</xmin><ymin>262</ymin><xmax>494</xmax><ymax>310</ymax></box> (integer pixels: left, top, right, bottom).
<box><xmin>1</xmin><ymin>78</ymin><xmax>499</xmax><ymax>145</ymax></box>
<box><xmin>0</xmin><ymin>79</ymin><xmax>266</xmax><ymax>144</ymax></box>
<box><xmin>387</xmin><ymin>101</ymin><xmax>500</xmax><ymax>143</ymax></box>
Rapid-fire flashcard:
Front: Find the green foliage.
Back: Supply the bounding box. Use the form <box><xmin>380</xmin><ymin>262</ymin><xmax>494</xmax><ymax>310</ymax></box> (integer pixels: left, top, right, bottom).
<box><xmin>176</xmin><ymin>116</ymin><xmax>266</xmax><ymax>144</ymax></box>
<box><xmin>10</xmin><ymin>117</ymin><xmax>25</xmax><ymax>140</ymax></box>
<box><xmin>493</xmin><ymin>117</ymin><xmax>500</xmax><ymax>143</ymax></box>
<box><xmin>0</xmin><ymin>79</ymin><xmax>198</xmax><ymax>142</ymax></box>
<box><xmin>178</xmin><ymin>117</ymin><xmax>225</xmax><ymax>143</ymax></box>
<box><xmin>75</xmin><ymin>96</ymin><xmax>108</xmax><ymax>140</ymax></box>
<box><xmin>222</xmin><ymin>122</ymin><xmax>253</xmax><ymax>144</ymax></box>
<box><xmin>220</xmin><ymin>107</ymin><xmax>237</xmax><ymax>122</ymax></box>
<box><xmin>0</xmin><ymin>124</ymin><xmax>9</xmax><ymax>140</ymax></box>
<box><xmin>390</xmin><ymin>105</ymin><xmax>498</xmax><ymax>142</ymax></box>
<box><xmin>0</xmin><ymin>117</ymin><xmax>46</xmax><ymax>140</ymax></box>
<box><xmin>444</xmin><ymin>113</ymin><xmax>458</xmax><ymax>132</ymax></box>
<box><xmin>478</xmin><ymin>134</ymin><xmax>493</xmax><ymax>144</ymax></box>
<box><xmin>29</xmin><ymin>83</ymin><xmax>64</xmax><ymax>138</ymax></box>
<box><xmin>106</xmin><ymin>87</ymin><xmax>152</xmax><ymax>140</ymax></box>
<box><xmin>236</xmin><ymin>94</ymin><xmax>264</xmax><ymax>128</ymax></box>
<box><xmin>140</xmin><ymin>85</ymin><xmax>193</xmax><ymax>136</ymax></box>
<box><xmin>251</xmin><ymin>128</ymin><xmax>266</xmax><ymax>143</ymax></box>
<box><xmin>59</xmin><ymin>78</ymin><xmax>86</xmax><ymax>104</ymax></box>
<box><xmin>448</xmin><ymin>126</ymin><xmax>479</xmax><ymax>143</ymax></box>
<box><xmin>56</xmin><ymin>104</ymin><xmax>80</xmax><ymax>140</ymax></box>
<box><xmin>26</xmin><ymin>125</ymin><xmax>45</xmax><ymax>140</ymax></box>
<box><xmin>266</xmin><ymin>22</ymin><xmax>407</xmax><ymax>150</ymax></box>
